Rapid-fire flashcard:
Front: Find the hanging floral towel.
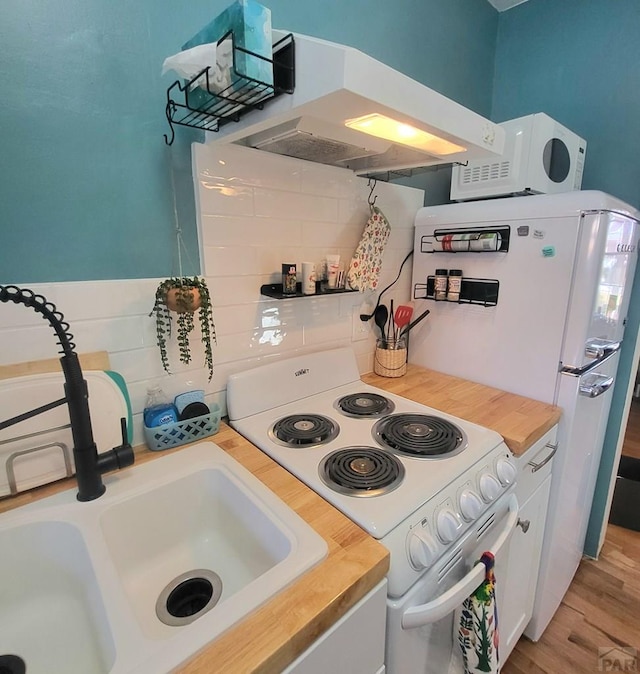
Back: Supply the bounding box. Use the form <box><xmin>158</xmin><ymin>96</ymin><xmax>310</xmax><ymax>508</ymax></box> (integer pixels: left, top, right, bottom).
<box><xmin>456</xmin><ymin>552</ymin><xmax>499</xmax><ymax>674</ymax></box>
<box><xmin>347</xmin><ymin>206</ymin><xmax>391</xmax><ymax>291</ymax></box>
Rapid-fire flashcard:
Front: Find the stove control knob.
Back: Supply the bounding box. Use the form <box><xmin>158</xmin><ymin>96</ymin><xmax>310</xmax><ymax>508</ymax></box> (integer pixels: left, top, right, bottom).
<box><xmin>436</xmin><ymin>509</ymin><xmax>463</xmax><ymax>543</ymax></box>
<box><xmin>408</xmin><ymin>527</ymin><xmax>438</xmax><ymax>570</ymax></box>
<box><xmin>459</xmin><ymin>489</ymin><xmax>484</xmax><ymax>521</ymax></box>
<box><xmin>496</xmin><ymin>457</ymin><xmax>517</xmax><ymax>486</ymax></box>
<box><xmin>479</xmin><ymin>473</ymin><xmax>502</xmax><ymax>502</ymax></box>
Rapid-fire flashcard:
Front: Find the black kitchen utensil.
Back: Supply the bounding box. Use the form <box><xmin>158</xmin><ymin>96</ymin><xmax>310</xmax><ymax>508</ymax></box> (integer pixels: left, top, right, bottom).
<box><xmin>399</xmin><ymin>308</ymin><xmax>431</xmax><ymax>338</ymax></box>
<box><xmin>374</xmin><ymin>304</ymin><xmax>389</xmax><ymax>343</ymax></box>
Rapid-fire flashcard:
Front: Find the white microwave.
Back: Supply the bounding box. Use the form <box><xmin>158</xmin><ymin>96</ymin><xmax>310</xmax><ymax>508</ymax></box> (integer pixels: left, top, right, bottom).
<box><xmin>450</xmin><ymin>112</ymin><xmax>586</xmax><ymax>201</ymax></box>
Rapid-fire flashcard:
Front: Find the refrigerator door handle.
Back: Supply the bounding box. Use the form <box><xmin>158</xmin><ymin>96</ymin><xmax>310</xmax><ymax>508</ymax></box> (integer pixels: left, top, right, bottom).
<box><xmin>578</xmin><ymin>373</ymin><xmax>615</xmax><ymax>398</ymax></box>
<box><xmin>560</xmin><ymin>339</ymin><xmax>621</xmax><ymax>377</ymax></box>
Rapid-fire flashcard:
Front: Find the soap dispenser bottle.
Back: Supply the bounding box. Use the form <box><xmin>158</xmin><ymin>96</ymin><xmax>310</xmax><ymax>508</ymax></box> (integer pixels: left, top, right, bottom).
<box><xmin>143</xmin><ymin>386</ymin><xmax>178</xmax><ymax>428</ymax></box>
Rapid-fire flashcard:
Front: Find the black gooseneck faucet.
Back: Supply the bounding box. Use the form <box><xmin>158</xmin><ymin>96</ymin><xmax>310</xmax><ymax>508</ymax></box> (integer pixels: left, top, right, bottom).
<box><xmin>0</xmin><ymin>285</ymin><xmax>135</xmax><ymax>501</ymax></box>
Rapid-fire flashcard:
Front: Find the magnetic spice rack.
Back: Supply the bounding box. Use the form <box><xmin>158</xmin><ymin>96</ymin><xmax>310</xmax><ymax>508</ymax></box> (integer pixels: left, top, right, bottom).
<box><xmin>414</xmin><ymin>225</ymin><xmax>508</xmax><ymax>306</ymax></box>
<box><xmin>164</xmin><ymin>32</ymin><xmax>295</xmax><ymax>145</ymax></box>
<box><xmin>414</xmin><ymin>277</ymin><xmax>500</xmax><ymax>307</ymax></box>
<box><xmin>420</xmin><ymin>226</ymin><xmax>511</xmax><ymax>254</ymax></box>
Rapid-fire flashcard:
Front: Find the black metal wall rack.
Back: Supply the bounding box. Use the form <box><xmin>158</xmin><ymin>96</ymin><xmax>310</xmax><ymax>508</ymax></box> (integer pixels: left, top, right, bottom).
<box><xmin>164</xmin><ymin>32</ymin><xmax>295</xmax><ymax>145</ymax></box>
<box><xmin>260</xmin><ymin>282</ymin><xmax>357</xmax><ymax>299</ymax></box>
<box><xmin>414</xmin><ymin>277</ymin><xmax>500</xmax><ymax>307</ymax></box>
<box><xmin>420</xmin><ymin>225</ymin><xmax>511</xmax><ymax>254</ymax></box>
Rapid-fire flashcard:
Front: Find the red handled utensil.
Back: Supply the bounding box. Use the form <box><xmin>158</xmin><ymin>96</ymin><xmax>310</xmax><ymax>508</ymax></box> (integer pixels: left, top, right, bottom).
<box><xmin>394</xmin><ymin>305</ymin><xmax>413</xmax><ymax>336</ymax></box>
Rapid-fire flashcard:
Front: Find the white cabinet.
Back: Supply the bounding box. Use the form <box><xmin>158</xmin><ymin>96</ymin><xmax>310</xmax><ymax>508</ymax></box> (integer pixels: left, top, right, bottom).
<box><xmin>500</xmin><ymin>426</ymin><xmax>557</xmax><ymax>664</ymax></box>
<box><xmin>283</xmin><ymin>579</ymin><xmax>387</xmax><ymax>674</ymax></box>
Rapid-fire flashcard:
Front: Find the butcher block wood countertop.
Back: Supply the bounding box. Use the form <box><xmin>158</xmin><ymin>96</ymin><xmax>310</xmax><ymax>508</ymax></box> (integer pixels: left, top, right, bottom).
<box><xmin>363</xmin><ymin>364</ymin><xmax>562</xmax><ymax>457</ymax></box>
<box><xmin>0</xmin><ymin>353</ymin><xmax>561</xmax><ymax>673</ymax></box>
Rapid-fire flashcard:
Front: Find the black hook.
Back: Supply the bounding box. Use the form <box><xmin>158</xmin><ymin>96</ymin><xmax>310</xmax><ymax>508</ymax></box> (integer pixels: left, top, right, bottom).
<box><xmin>367</xmin><ymin>178</ymin><xmax>378</xmax><ymax>208</ymax></box>
<box><xmin>164</xmin><ymin>101</ymin><xmax>176</xmax><ymax>146</ymax></box>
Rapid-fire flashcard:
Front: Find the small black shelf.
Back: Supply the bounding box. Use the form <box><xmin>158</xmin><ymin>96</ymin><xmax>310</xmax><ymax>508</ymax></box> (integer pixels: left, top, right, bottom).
<box><xmin>164</xmin><ymin>32</ymin><xmax>295</xmax><ymax>145</ymax></box>
<box><xmin>260</xmin><ymin>282</ymin><xmax>358</xmax><ymax>299</ymax></box>
<box><xmin>420</xmin><ymin>226</ymin><xmax>510</xmax><ymax>254</ymax></box>
<box><xmin>414</xmin><ymin>277</ymin><xmax>499</xmax><ymax>307</ymax></box>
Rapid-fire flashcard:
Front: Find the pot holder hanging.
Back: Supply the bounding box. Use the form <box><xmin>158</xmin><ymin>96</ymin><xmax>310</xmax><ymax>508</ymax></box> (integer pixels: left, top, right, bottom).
<box><xmin>347</xmin><ymin>205</ymin><xmax>391</xmax><ymax>291</ymax></box>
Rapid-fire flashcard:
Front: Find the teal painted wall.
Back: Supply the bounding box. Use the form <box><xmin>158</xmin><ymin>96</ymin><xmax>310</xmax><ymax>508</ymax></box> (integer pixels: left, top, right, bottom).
<box><xmin>0</xmin><ymin>0</ymin><xmax>497</xmax><ymax>284</ymax></box>
<box><xmin>492</xmin><ymin>0</ymin><xmax>640</xmax><ymax>556</ymax></box>
<box><xmin>493</xmin><ymin>0</ymin><xmax>640</xmax><ymax>208</ymax></box>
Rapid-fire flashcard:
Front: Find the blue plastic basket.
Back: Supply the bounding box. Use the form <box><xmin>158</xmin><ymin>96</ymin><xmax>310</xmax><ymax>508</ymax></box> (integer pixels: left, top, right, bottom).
<box><xmin>143</xmin><ymin>404</ymin><xmax>221</xmax><ymax>451</ymax></box>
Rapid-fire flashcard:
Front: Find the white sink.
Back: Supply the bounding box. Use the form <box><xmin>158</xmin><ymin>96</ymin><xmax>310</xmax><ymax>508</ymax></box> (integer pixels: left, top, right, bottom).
<box><xmin>0</xmin><ymin>442</ymin><xmax>328</xmax><ymax>673</ymax></box>
<box><xmin>0</xmin><ymin>521</ymin><xmax>116</xmax><ymax>674</ymax></box>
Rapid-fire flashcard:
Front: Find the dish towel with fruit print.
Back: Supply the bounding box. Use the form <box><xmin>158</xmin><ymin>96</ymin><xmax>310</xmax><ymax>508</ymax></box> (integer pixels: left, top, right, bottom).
<box><xmin>455</xmin><ymin>552</ymin><xmax>499</xmax><ymax>674</ymax></box>
<box><xmin>347</xmin><ymin>205</ymin><xmax>391</xmax><ymax>291</ymax></box>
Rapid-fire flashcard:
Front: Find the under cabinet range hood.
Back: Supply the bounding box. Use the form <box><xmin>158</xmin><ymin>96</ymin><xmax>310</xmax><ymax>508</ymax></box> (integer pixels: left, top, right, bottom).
<box><xmin>206</xmin><ymin>30</ymin><xmax>505</xmax><ymax>176</ymax></box>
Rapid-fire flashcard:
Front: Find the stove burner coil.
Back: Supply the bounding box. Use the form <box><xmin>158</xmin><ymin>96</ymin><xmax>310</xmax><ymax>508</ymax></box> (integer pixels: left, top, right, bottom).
<box><xmin>336</xmin><ymin>392</ymin><xmax>395</xmax><ymax>418</ymax></box>
<box><xmin>270</xmin><ymin>414</ymin><xmax>339</xmax><ymax>447</ymax></box>
<box><xmin>373</xmin><ymin>414</ymin><xmax>466</xmax><ymax>458</ymax></box>
<box><xmin>319</xmin><ymin>447</ymin><xmax>404</xmax><ymax>497</ymax></box>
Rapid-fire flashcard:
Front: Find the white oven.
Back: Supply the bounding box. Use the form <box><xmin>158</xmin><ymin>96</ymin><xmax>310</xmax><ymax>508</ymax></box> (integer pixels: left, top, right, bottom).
<box><xmin>227</xmin><ymin>347</ymin><xmax>519</xmax><ymax>673</ymax></box>
<box><xmin>386</xmin><ymin>493</ymin><xmax>517</xmax><ymax>673</ymax></box>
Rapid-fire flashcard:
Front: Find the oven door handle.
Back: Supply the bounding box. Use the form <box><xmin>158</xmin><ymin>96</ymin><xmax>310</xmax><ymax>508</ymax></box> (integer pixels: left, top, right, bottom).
<box><xmin>401</xmin><ymin>494</ymin><xmax>519</xmax><ymax>629</ymax></box>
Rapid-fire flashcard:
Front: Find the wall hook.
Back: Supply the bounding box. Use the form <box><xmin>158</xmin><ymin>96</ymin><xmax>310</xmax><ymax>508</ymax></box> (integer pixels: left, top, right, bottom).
<box><xmin>368</xmin><ymin>178</ymin><xmax>378</xmax><ymax>208</ymax></box>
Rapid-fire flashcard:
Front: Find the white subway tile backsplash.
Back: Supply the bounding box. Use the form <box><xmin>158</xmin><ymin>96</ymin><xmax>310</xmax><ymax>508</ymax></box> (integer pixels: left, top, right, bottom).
<box><xmin>300</xmin><ymin>222</ymin><xmax>363</xmax><ymax>249</ymax></box>
<box><xmin>198</xmin><ymin>183</ymin><xmax>255</xmax><ymax>217</ymax></box>
<box><xmin>338</xmin><ymin>197</ymin><xmax>368</xmax><ymax>226</ymax></box>
<box><xmin>254</xmin><ymin>188</ymin><xmax>338</xmax><ymax>222</ymax></box>
<box><xmin>200</xmin><ymin>215</ymin><xmax>303</xmax><ymax>249</ymax></box>
<box><xmin>0</xmin><ymin>325</ymin><xmax>62</xmax><ymax>365</ymax></box>
<box><xmin>203</xmin><ymin>246</ymin><xmax>259</xmax><ymax>278</ymax></box>
<box><xmin>299</xmin><ymin>163</ymin><xmax>358</xmax><ymax>199</ymax></box>
<box><xmin>70</xmin><ymin>316</ymin><xmax>147</xmax><ymax>354</ymax></box>
<box><xmin>55</xmin><ymin>279</ymin><xmax>158</xmax><ymax>321</ymax></box>
<box><xmin>207</xmin><ymin>275</ymin><xmax>269</xmax><ymax>306</ymax></box>
<box><xmin>0</xmin><ymin>284</ymin><xmax>59</xmax><ymax>328</ymax></box>
<box><xmin>195</xmin><ymin>143</ymin><xmax>303</xmax><ymax>191</ymax></box>
<box><xmin>0</xmin><ymin>143</ymin><xmax>424</xmax><ymax>462</ymax></box>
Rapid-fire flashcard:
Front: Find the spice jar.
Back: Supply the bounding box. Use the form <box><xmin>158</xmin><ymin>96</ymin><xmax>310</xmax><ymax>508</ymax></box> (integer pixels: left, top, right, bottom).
<box><xmin>282</xmin><ymin>263</ymin><xmax>297</xmax><ymax>295</ymax></box>
<box><xmin>447</xmin><ymin>269</ymin><xmax>463</xmax><ymax>302</ymax></box>
<box><xmin>434</xmin><ymin>269</ymin><xmax>448</xmax><ymax>300</ymax></box>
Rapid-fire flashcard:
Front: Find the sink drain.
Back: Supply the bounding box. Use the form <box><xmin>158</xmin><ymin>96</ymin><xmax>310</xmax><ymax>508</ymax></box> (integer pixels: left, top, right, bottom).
<box><xmin>156</xmin><ymin>569</ymin><xmax>223</xmax><ymax>626</ymax></box>
<box><xmin>0</xmin><ymin>655</ymin><xmax>26</xmax><ymax>674</ymax></box>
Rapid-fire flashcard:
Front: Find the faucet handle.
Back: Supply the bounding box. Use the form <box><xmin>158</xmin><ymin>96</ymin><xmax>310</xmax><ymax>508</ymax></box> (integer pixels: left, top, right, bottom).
<box><xmin>120</xmin><ymin>416</ymin><xmax>129</xmax><ymax>446</ymax></box>
<box><xmin>95</xmin><ymin>417</ymin><xmax>135</xmax><ymax>474</ymax></box>
<box><xmin>116</xmin><ymin>417</ymin><xmax>135</xmax><ymax>469</ymax></box>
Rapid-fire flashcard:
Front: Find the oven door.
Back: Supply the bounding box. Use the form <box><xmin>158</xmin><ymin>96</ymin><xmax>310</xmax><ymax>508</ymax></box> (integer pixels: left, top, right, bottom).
<box><xmin>386</xmin><ymin>493</ymin><xmax>518</xmax><ymax>674</ymax></box>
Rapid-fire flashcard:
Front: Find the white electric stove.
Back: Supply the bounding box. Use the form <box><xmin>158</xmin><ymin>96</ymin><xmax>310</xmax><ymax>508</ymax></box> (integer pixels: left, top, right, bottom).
<box><xmin>227</xmin><ymin>347</ymin><xmax>517</xmax><ymax>599</ymax></box>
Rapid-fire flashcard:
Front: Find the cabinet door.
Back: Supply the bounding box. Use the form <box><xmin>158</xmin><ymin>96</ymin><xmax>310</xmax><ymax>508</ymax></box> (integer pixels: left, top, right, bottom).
<box><xmin>283</xmin><ymin>580</ymin><xmax>387</xmax><ymax>674</ymax></box>
<box><xmin>500</xmin><ymin>474</ymin><xmax>552</xmax><ymax>665</ymax></box>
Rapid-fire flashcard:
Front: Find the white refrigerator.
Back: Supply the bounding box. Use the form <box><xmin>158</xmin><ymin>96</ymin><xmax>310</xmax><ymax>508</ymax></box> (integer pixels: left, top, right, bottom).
<box><xmin>409</xmin><ymin>190</ymin><xmax>639</xmax><ymax>640</ymax></box>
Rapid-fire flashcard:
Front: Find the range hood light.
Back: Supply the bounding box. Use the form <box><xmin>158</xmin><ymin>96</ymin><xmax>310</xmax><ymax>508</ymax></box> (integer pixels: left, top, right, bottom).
<box><xmin>344</xmin><ymin>113</ymin><xmax>467</xmax><ymax>156</ymax></box>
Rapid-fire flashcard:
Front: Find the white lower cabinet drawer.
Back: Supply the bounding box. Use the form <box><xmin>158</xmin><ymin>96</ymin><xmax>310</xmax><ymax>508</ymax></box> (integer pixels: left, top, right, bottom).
<box><xmin>516</xmin><ymin>425</ymin><xmax>558</xmax><ymax>502</ymax></box>
<box><xmin>283</xmin><ymin>579</ymin><xmax>387</xmax><ymax>674</ymax></box>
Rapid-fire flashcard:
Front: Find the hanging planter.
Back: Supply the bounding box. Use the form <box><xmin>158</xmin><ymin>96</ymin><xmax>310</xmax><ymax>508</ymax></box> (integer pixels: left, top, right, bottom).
<box><xmin>151</xmin><ymin>276</ymin><xmax>216</xmax><ymax>381</ymax></box>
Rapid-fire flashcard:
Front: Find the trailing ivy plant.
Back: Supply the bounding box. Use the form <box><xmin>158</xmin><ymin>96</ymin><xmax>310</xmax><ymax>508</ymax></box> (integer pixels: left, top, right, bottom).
<box><xmin>150</xmin><ymin>276</ymin><xmax>216</xmax><ymax>381</ymax></box>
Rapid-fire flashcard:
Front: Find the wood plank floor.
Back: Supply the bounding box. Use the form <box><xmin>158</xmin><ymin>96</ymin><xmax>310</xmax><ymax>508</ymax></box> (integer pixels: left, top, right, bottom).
<box><xmin>502</xmin><ymin>402</ymin><xmax>640</xmax><ymax>673</ymax></box>
<box><xmin>502</xmin><ymin>524</ymin><xmax>640</xmax><ymax>673</ymax></box>
<box><xmin>621</xmin><ymin>399</ymin><xmax>640</xmax><ymax>461</ymax></box>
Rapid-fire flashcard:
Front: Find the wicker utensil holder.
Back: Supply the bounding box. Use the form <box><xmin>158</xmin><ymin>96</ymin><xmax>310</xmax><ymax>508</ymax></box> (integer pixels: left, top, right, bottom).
<box><xmin>374</xmin><ymin>339</ymin><xmax>407</xmax><ymax>378</ymax></box>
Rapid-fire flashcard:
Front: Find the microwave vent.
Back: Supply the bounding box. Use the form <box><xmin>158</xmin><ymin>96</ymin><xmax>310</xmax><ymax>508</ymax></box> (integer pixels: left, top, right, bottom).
<box><xmin>462</xmin><ymin>161</ymin><xmax>511</xmax><ymax>185</ymax></box>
